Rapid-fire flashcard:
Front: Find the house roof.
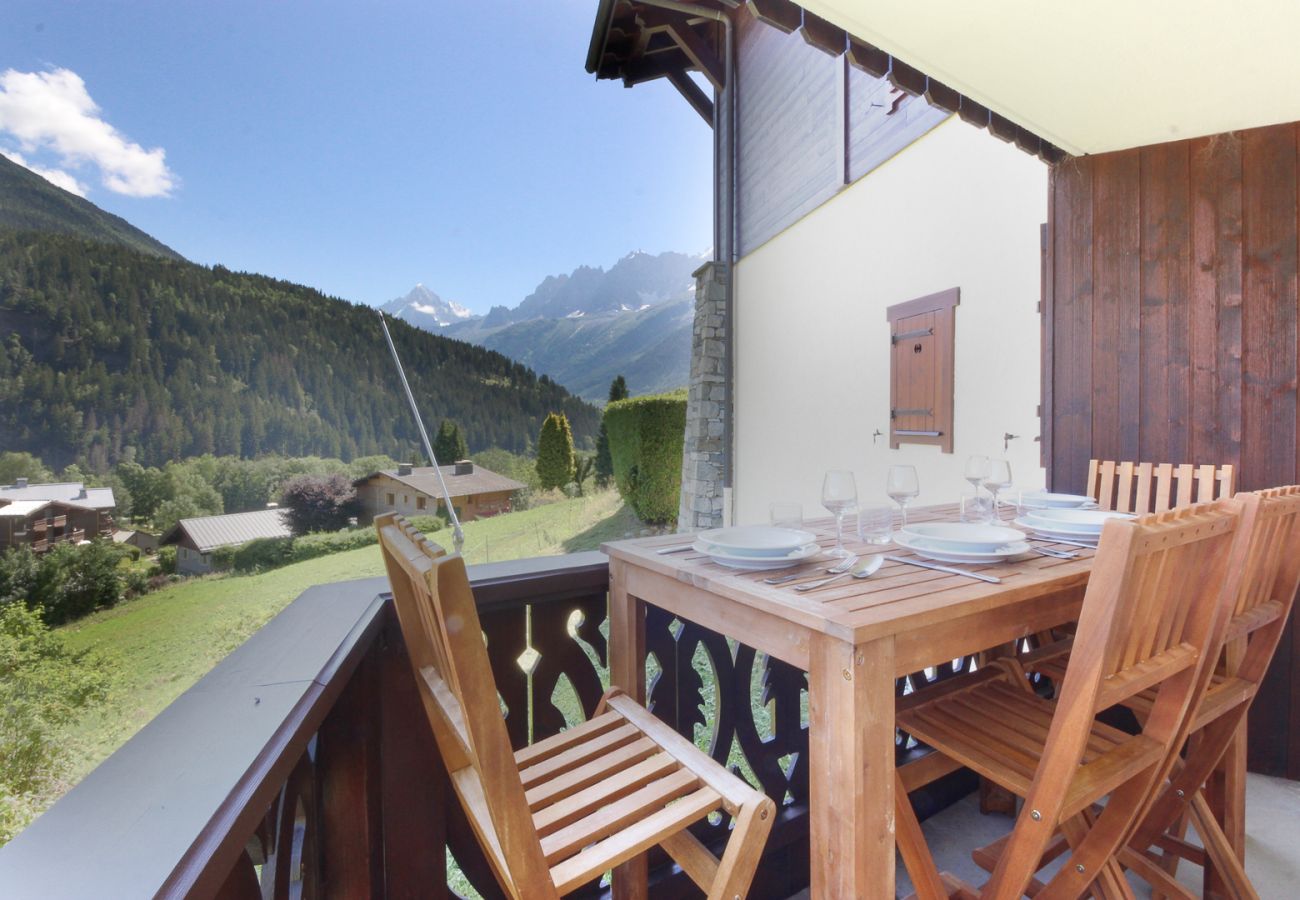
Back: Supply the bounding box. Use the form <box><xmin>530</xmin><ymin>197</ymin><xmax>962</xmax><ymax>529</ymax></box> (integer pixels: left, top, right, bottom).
<box><xmin>354</xmin><ymin>465</ymin><xmax>526</xmax><ymax>501</ymax></box>
<box><xmin>585</xmin><ymin>0</ymin><xmax>1062</xmax><ymax>163</ymax></box>
<box><xmin>795</xmin><ymin>0</ymin><xmax>1300</xmax><ymax>155</ymax></box>
<box><xmin>162</xmin><ymin>508</ymin><xmax>293</xmax><ymax>553</ymax></box>
<box><xmin>0</xmin><ymin>482</ymin><xmax>116</xmax><ymax>510</ymax></box>
<box><xmin>0</xmin><ymin>500</ymin><xmax>52</xmax><ymax>518</ymax></box>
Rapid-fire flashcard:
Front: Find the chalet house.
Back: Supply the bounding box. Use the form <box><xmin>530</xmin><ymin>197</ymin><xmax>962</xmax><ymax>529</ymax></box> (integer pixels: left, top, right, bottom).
<box><xmin>161</xmin><ymin>508</ymin><xmax>293</xmax><ymax>575</ymax></box>
<box><xmin>588</xmin><ymin>2</ymin><xmax>1049</xmax><ymax>530</ymax></box>
<box><xmin>0</xmin><ymin>479</ymin><xmax>117</xmax><ymax>551</ymax></box>
<box><xmin>353</xmin><ymin>461</ymin><xmax>525</xmax><ymax>524</ymax></box>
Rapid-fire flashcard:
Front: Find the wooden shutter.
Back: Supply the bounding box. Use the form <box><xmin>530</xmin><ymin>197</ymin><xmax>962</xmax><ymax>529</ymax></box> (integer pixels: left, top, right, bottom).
<box><xmin>887</xmin><ymin>287</ymin><xmax>959</xmax><ymax>453</ymax></box>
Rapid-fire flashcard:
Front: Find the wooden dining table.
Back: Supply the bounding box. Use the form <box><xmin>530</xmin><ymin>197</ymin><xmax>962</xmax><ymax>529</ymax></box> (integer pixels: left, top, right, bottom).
<box><xmin>603</xmin><ymin>503</ymin><xmax>1100</xmax><ymax>898</ymax></box>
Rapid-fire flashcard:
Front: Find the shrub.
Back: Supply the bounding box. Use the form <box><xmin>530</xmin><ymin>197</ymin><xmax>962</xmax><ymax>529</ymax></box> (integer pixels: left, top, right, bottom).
<box><xmin>0</xmin><ymin>602</ymin><xmax>108</xmax><ymax>841</ymax></box>
<box><xmin>155</xmin><ymin>545</ymin><xmax>177</xmax><ymax>575</ymax></box>
<box><xmin>226</xmin><ymin>528</ymin><xmax>379</xmax><ymax>574</ymax></box>
<box><xmin>603</xmin><ymin>391</ymin><xmax>686</xmax><ymax>525</ymax></box>
<box><xmin>27</xmin><ymin>541</ymin><xmax>131</xmax><ymax>626</ymax></box>
<box><xmin>281</xmin><ymin>473</ymin><xmax>361</xmax><ymax>535</ymax></box>
<box><xmin>536</xmin><ymin>413</ymin><xmax>576</xmax><ymax>490</ymax></box>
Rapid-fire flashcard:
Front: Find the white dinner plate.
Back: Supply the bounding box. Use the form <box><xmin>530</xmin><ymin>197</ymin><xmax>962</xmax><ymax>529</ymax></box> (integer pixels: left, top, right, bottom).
<box><xmin>1018</xmin><ymin>492</ymin><xmax>1098</xmax><ymax>510</ymax></box>
<box><xmin>1013</xmin><ymin>516</ymin><xmax>1102</xmax><ymax>543</ymax></box>
<box><xmin>893</xmin><ymin>532</ymin><xmax>1031</xmax><ymax>564</ymax></box>
<box><xmin>1027</xmin><ymin>508</ymin><xmax>1133</xmax><ymax>527</ymax></box>
<box><xmin>899</xmin><ymin>522</ymin><xmax>1026</xmax><ymax>552</ymax></box>
<box><xmin>696</xmin><ymin>525</ymin><xmax>818</xmax><ymax>557</ymax></box>
<box><xmin>693</xmin><ymin>540</ymin><xmax>822</xmax><ymax>570</ymax></box>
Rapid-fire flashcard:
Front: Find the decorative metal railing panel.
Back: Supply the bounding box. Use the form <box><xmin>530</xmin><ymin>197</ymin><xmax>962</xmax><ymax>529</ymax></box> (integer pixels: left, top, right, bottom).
<box><xmin>0</xmin><ymin>554</ymin><xmax>978</xmax><ymax>900</ymax></box>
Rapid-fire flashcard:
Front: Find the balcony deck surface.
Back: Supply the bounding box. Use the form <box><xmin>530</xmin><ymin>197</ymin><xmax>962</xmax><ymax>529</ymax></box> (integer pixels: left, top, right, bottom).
<box><xmin>785</xmin><ymin>772</ymin><xmax>1300</xmax><ymax>898</ymax></box>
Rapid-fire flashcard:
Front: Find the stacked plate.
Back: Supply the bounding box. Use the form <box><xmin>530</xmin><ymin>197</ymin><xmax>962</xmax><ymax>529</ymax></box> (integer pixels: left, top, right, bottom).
<box><xmin>693</xmin><ymin>526</ymin><xmax>821</xmax><ymax>571</ymax></box>
<box><xmin>894</xmin><ymin>522</ymin><xmax>1030</xmax><ymax>564</ymax></box>
<box><xmin>1014</xmin><ymin>508</ymin><xmax>1134</xmax><ymax>546</ymax></box>
<box><xmin>1017</xmin><ymin>491</ymin><xmax>1099</xmax><ymax>510</ymax></box>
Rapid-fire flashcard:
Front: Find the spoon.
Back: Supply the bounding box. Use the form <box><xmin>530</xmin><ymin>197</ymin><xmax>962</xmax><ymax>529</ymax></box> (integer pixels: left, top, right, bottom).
<box><xmin>764</xmin><ymin>555</ymin><xmax>858</xmax><ymax>585</ymax></box>
<box><xmin>795</xmin><ymin>554</ymin><xmax>882</xmax><ymax>592</ymax></box>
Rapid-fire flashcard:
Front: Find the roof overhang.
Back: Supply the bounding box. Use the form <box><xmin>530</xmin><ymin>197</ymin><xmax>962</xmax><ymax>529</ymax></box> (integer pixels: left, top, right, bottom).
<box><xmin>798</xmin><ymin>0</ymin><xmax>1300</xmax><ymax>155</ymax></box>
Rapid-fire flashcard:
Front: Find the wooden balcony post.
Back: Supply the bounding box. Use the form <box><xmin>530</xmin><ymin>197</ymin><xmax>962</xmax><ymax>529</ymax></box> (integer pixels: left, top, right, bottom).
<box><xmin>379</xmin><ymin>613</ymin><xmax>449</xmax><ymax>898</ymax></box>
<box><xmin>318</xmin><ymin>641</ymin><xmax>384</xmax><ymax>897</ymax></box>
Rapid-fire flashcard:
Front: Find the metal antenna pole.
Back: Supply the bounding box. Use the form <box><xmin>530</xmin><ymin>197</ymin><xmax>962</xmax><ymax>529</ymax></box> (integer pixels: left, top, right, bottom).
<box><xmin>377</xmin><ymin>310</ymin><xmax>465</xmax><ymax>554</ymax></box>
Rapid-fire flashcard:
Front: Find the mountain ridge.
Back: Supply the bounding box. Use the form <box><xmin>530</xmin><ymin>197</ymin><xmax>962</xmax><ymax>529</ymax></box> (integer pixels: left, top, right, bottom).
<box><xmin>386</xmin><ymin>250</ymin><xmax>704</xmax><ymax>402</ymax></box>
<box><xmin>0</xmin><ymin>152</ymin><xmax>184</xmax><ymax>261</ymax></box>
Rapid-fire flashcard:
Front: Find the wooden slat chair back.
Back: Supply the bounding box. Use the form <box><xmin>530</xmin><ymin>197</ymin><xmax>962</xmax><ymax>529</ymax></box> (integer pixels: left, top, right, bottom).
<box><xmin>375</xmin><ymin>513</ymin><xmax>775</xmax><ymax>899</ymax></box>
<box><xmin>1087</xmin><ymin>458</ymin><xmax>1235</xmax><ymax>515</ymax></box>
<box><xmin>897</xmin><ymin>500</ymin><xmax>1252</xmax><ymax>899</ymax></box>
<box><xmin>1123</xmin><ymin>485</ymin><xmax>1300</xmax><ymax>896</ymax></box>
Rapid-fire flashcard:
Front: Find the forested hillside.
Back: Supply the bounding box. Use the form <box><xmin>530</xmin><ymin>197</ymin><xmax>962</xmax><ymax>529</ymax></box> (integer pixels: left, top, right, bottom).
<box><xmin>0</xmin><ymin>230</ymin><xmax>599</xmax><ymax>469</ymax></box>
<box><xmin>0</xmin><ymin>154</ymin><xmax>182</xmax><ymax>260</ymax></box>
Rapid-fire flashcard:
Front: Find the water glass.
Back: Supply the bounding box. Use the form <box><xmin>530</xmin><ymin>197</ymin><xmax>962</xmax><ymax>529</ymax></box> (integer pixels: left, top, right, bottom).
<box><xmin>858</xmin><ymin>504</ymin><xmax>893</xmax><ymax>543</ymax></box>
<box><xmin>769</xmin><ymin>502</ymin><xmax>803</xmax><ymax>529</ymax></box>
<box><xmin>886</xmin><ymin>464</ymin><xmax>920</xmax><ymax>527</ymax></box>
<box><xmin>982</xmin><ymin>459</ymin><xmax>1013</xmax><ymax>515</ymax></box>
<box><xmin>822</xmin><ymin>470</ymin><xmax>858</xmax><ymax>559</ymax></box>
<box><xmin>960</xmin><ymin>493</ymin><xmax>994</xmax><ymax>524</ymax></box>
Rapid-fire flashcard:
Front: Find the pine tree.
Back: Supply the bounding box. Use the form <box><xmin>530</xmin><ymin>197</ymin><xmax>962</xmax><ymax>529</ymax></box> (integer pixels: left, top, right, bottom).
<box><xmin>433</xmin><ymin>419</ymin><xmax>469</xmax><ymax>464</ymax></box>
<box><xmin>536</xmin><ymin>412</ymin><xmax>576</xmax><ymax>490</ymax></box>
<box><xmin>609</xmin><ymin>375</ymin><xmax>629</xmax><ymax>403</ymax></box>
<box><xmin>595</xmin><ymin>375</ymin><xmax>627</xmax><ymax>487</ymax></box>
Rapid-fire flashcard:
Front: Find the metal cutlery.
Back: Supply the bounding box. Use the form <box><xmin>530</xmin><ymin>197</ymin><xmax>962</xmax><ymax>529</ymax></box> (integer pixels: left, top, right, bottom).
<box><xmin>1030</xmin><ymin>546</ymin><xmax>1079</xmax><ymax>559</ymax></box>
<box><xmin>1027</xmin><ymin>536</ymin><xmax>1098</xmax><ymax>550</ymax></box>
<box><xmin>795</xmin><ymin>555</ymin><xmax>876</xmax><ymax>592</ymax></box>
<box><xmin>656</xmin><ymin>543</ymin><xmax>696</xmax><ymax>555</ymax></box>
<box><xmin>759</xmin><ymin>567</ymin><xmax>842</xmax><ymax>587</ymax></box>
<box><xmin>884</xmin><ymin>555</ymin><xmax>1002</xmax><ymax>584</ymax></box>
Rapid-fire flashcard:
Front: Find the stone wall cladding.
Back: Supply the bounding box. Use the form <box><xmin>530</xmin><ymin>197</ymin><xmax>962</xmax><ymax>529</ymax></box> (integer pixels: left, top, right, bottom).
<box><xmin>678</xmin><ymin>261</ymin><xmax>728</xmax><ymax>532</ymax></box>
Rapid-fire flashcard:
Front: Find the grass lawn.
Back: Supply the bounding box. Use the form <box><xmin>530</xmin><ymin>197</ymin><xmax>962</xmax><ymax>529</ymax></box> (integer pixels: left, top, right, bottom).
<box><xmin>53</xmin><ymin>490</ymin><xmax>643</xmax><ymax>788</ymax></box>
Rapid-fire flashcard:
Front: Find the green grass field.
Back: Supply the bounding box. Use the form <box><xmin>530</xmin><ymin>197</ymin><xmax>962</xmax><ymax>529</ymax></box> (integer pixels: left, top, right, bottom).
<box><xmin>53</xmin><ymin>490</ymin><xmax>643</xmax><ymax>787</ymax></box>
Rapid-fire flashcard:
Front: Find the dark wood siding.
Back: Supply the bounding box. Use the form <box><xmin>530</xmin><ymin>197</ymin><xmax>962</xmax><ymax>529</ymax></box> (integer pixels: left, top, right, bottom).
<box><xmin>1046</xmin><ymin>121</ymin><xmax>1300</xmax><ymax>778</ymax></box>
<box><xmin>733</xmin><ymin>7</ymin><xmax>947</xmax><ymax>257</ymax></box>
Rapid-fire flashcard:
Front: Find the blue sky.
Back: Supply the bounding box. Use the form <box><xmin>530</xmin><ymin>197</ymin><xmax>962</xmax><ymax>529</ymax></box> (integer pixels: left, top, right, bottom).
<box><xmin>0</xmin><ymin>1</ymin><xmax>713</xmax><ymax>313</ymax></box>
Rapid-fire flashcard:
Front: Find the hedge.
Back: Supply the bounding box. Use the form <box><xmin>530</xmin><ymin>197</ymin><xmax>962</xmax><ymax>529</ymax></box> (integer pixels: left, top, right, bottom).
<box><xmin>217</xmin><ymin>516</ymin><xmax>449</xmax><ymax>574</ymax></box>
<box><xmin>603</xmin><ymin>390</ymin><xmax>687</xmax><ymax>525</ymax></box>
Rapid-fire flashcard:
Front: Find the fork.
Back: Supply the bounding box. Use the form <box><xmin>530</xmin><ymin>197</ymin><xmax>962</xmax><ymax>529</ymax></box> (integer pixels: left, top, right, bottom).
<box><xmin>794</xmin><ymin>555</ymin><xmax>863</xmax><ymax>592</ymax></box>
<box><xmin>1031</xmin><ymin>546</ymin><xmax>1079</xmax><ymax>559</ymax></box>
<box><xmin>766</xmin><ymin>555</ymin><xmax>857</xmax><ymax>585</ymax></box>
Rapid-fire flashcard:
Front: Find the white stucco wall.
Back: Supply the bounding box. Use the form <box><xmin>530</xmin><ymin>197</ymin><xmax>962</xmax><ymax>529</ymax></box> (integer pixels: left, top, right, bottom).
<box><xmin>733</xmin><ymin>117</ymin><xmax>1048</xmax><ymax>525</ymax></box>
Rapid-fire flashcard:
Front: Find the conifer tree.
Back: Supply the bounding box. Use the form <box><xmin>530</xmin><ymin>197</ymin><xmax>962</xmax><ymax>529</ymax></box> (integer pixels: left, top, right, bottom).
<box><xmin>595</xmin><ymin>375</ymin><xmax>628</xmax><ymax>487</ymax></box>
<box><xmin>608</xmin><ymin>375</ymin><xmax>629</xmax><ymax>403</ymax></box>
<box><xmin>536</xmin><ymin>412</ymin><xmax>576</xmax><ymax>490</ymax></box>
<box><xmin>433</xmin><ymin>419</ymin><xmax>469</xmax><ymax>464</ymax></box>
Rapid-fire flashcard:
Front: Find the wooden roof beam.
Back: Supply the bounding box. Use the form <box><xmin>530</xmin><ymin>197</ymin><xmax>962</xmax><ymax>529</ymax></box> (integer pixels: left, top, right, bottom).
<box><xmin>634</xmin><ymin>8</ymin><xmax>724</xmax><ymax>89</ymax></box>
<box><xmin>800</xmin><ymin>9</ymin><xmax>846</xmax><ymax>56</ymax></box>
<box><xmin>746</xmin><ymin>0</ymin><xmax>800</xmax><ymax>33</ymax></box>
<box><xmin>666</xmin><ymin>69</ymin><xmax>716</xmax><ymax>125</ymax></box>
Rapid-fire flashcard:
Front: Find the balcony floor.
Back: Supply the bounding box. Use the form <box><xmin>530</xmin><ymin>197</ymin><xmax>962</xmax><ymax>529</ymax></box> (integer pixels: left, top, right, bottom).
<box><xmin>786</xmin><ymin>773</ymin><xmax>1300</xmax><ymax>899</ymax></box>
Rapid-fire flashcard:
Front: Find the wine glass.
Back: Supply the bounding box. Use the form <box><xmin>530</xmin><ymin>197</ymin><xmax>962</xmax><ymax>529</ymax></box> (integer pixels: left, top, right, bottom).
<box><xmin>821</xmin><ymin>470</ymin><xmax>858</xmax><ymax>559</ymax></box>
<box><xmin>983</xmin><ymin>459</ymin><xmax>1013</xmax><ymax>516</ymax></box>
<box><xmin>886</xmin><ymin>465</ymin><xmax>920</xmax><ymax>527</ymax></box>
<box><xmin>964</xmin><ymin>455</ymin><xmax>991</xmax><ymax>494</ymax></box>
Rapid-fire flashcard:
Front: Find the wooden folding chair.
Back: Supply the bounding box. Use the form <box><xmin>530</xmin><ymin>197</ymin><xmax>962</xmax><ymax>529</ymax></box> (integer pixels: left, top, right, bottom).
<box><xmin>894</xmin><ymin>500</ymin><xmax>1252</xmax><ymax>899</ymax></box>
<box><xmin>1115</xmin><ymin>485</ymin><xmax>1300</xmax><ymax>898</ymax></box>
<box><xmin>1086</xmin><ymin>459</ymin><xmax>1235</xmax><ymax>515</ymax></box>
<box><xmin>375</xmin><ymin>514</ymin><xmax>774</xmax><ymax>899</ymax></box>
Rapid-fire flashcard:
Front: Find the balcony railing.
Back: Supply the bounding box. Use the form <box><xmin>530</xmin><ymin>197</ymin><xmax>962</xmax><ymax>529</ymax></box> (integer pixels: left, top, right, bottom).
<box><xmin>0</xmin><ymin>551</ymin><xmax>974</xmax><ymax>898</ymax></box>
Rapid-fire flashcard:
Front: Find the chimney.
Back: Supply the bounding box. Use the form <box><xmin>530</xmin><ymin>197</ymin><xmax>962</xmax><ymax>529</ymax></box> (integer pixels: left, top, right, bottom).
<box><xmin>77</xmin><ymin>488</ymin><xmax>88</xmax><ymax>500</ymax></box>
<box><xmin>397</xmin><ymin>463</ymin><xmax>413</xmax><ymax>476</ymax></box>
<box><xmin>15</xmin><ymin>477</ymin><xmax>28</xmax><ymax>489</ymax></box>
<box><xmin>454</xmin><ymin>460</ymin><xmax>473</xmax><ymax>476</ymax></box>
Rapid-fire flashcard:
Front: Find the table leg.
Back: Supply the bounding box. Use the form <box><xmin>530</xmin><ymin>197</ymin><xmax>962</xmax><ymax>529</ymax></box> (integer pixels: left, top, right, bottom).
<box><xmin>1204</xmin><ymin>721</ymin><xmax>1248</xmax><ymax>900</ymax></box>
<box><xmin>608</xmin><ymin>558</ymin><xmax>648</xmax><ymax>900</ymax></box>
<box><xmin>808</xmin><ymin>633</ymin><xmax>896</xmax><ymax>898</ymax></box>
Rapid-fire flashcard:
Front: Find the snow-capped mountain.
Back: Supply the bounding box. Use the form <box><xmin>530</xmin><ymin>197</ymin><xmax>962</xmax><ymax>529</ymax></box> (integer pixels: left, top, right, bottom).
<box><xmin>385</xmin><ymin>250</ymin><xmax>705</xmax><ymax>402</ymax></box>
<box><xmin>380</xmin><ymin>283</ymin><xmax>474</xmax><ymax>328</ymax></box>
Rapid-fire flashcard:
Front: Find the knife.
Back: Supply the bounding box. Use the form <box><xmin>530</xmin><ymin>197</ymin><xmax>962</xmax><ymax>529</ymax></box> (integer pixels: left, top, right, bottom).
<box><xmin>884</xmin><ymin>555</ymin><xmax>1002</xmax><ymax>584</ymax></box>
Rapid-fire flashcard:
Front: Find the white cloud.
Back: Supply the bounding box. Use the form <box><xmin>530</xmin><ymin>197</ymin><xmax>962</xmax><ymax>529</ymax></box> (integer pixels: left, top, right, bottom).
<box><xmin>0</xmin><ymin>68</ymin><xmax>175</xmax><ymax>198</ymax></box>
<box><xmin>2</xmin><ymin>149</ymin><xmax>88</xmax><ymax>197</ymax></box>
